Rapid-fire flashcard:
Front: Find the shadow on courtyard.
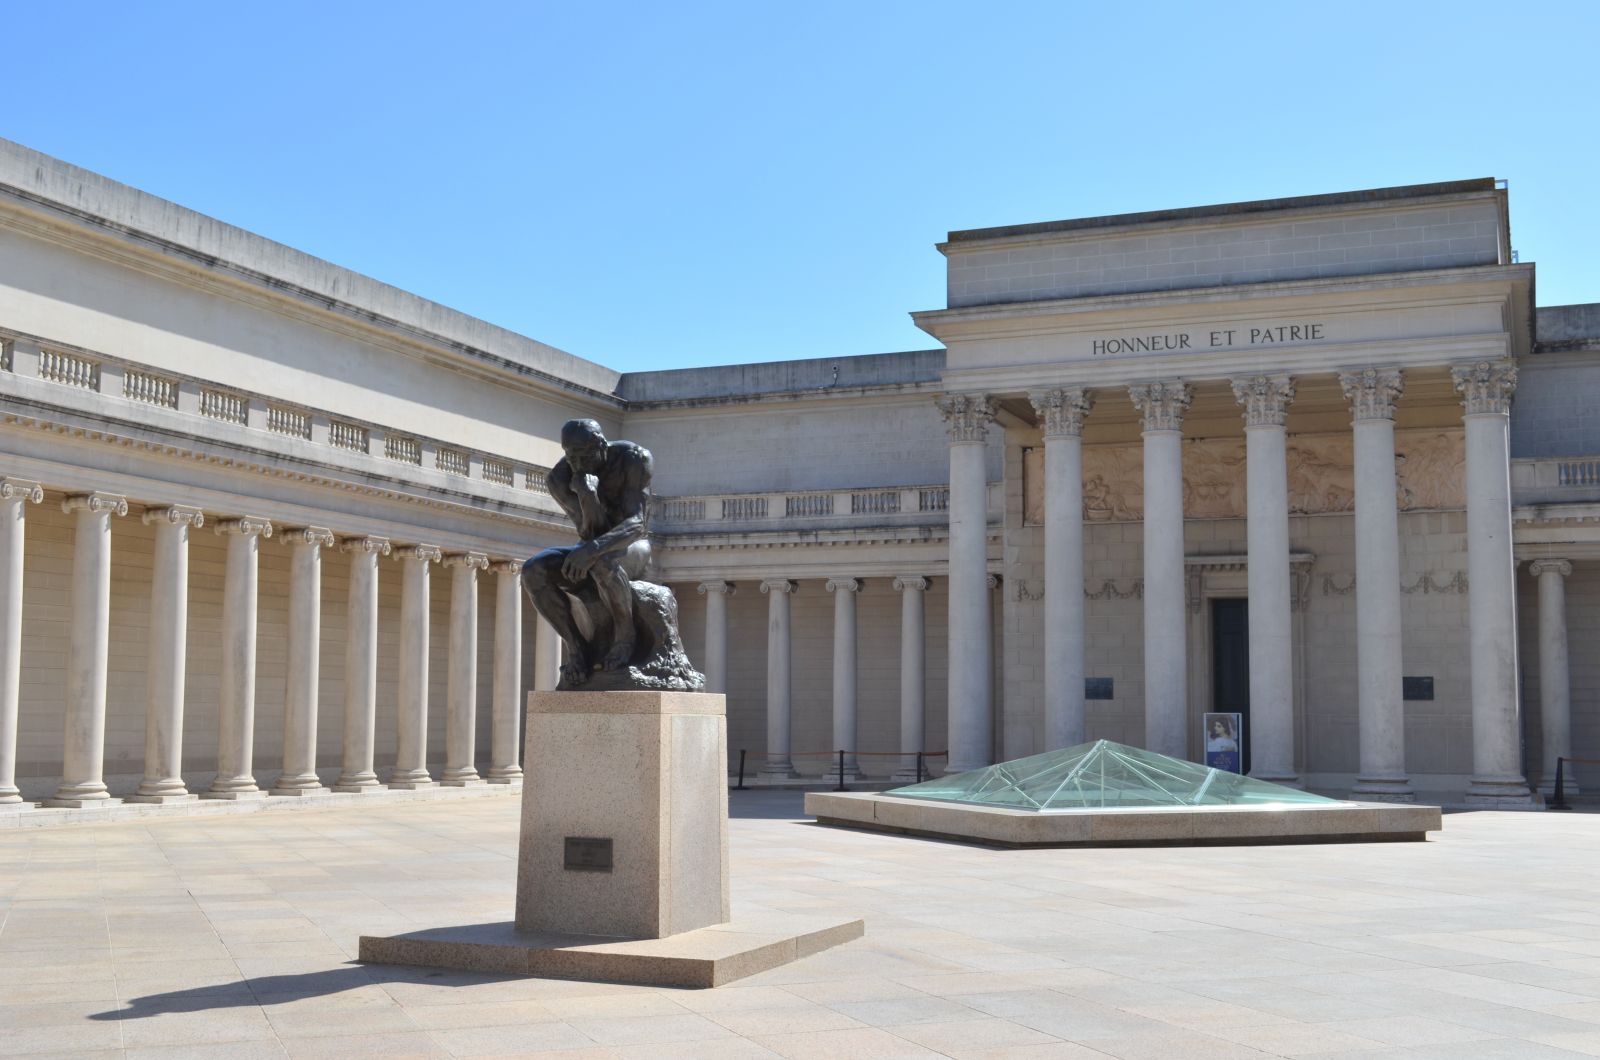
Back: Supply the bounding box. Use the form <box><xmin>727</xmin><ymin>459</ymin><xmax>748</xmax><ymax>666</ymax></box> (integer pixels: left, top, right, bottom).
<box><xmin>89</xmin><ymin>964</ymin><xmax>529</xmax><ymax>1019</ymax></box>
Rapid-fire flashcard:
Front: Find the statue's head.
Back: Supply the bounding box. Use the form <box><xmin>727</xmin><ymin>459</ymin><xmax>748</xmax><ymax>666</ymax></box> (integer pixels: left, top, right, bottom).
<box><xmin>561</xmin><ymin>419</ymin><xmax>608</xmax><ymax>474</ymax></box>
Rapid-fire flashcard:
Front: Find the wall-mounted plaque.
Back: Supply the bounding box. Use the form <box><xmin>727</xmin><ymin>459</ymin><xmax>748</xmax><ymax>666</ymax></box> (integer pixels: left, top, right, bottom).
<box><xmin>563</xmin><ymin>836</ymin><xmax>613</xmax><ymax>872</ymax></box>
<box><xmin>1085</xmin><ymin>677</ymin><xmax>1114</xmax><ymax>700</ymax></box>
<box><xmin>1403</xmin><ymin>676</ymin><xmax>1434</xmax><ymax>701</ymax></box>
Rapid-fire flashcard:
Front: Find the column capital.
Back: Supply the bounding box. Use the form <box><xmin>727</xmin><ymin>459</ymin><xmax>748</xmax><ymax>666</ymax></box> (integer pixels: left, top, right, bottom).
<box><xmin>1530</xmin><ymin>558</ymin><xmax>1573</xmax><ymax>579</ymax></box>
<box><xmin>936</xmin><ymin>393</ymin><xmax>999</xmax><ymax>444</ymax></box>
<box><xmin>1128</xmin><ymin>380</ymin><xmax>1192</xmax><ymax>433</ymax></box>
<box><xmin>342</xmin><ymin>535</ymin><xmax>392</xmax><ymax>556</ymax></box>
<box><xmin>214</xmin><ymin>516</ymin><xmax>273</xmax><ymax>538</ymax></box>
<box><xmin>142</xmin><ymin>505</ymin><xmax>205</xmax><ymax>529</ymax></box>
<box><xmin>393</xmin><ymin>543</ymin><xmax>439</xmax><ymax>562</ymax></box>
<box><xmin>443</xmin><ymin>551</ymin><xmax>490</xmax><ymax>571</ymax></box>
<box><xmin>892</xmin><ymin>575</ymin><xmax>930</xmax><ymax>592</ymax></box>
<box><xmin>760</xmin><ymin>578</ymin><xmax>797</xmax><ymax>595</ymax></box>
<box><xmin>987</xmin><ymin>573</ymin><xmax>1002</xmax><ymax>590</ymax></box>
<box><xmin>825</xmin><ymin>577</ymin><xmax>862</xmax><ymax>594</ymax></box>
<box><xmin>489</xmin><ymin>558</ymin><xmax>522</xmax><ymax>575</ymax></box>
<box><xmin>1029</xmin><ymin>387</ymin><xmax>1093</xmax><ymax>438</ymax></box>
<box><xmin>280</xmin><ymin>525</ymin><xmax>334</xmax><ymax>548</ymax></box>
<box><xmin>1231</xmin><ymin>374</ymin><xmax>1296</xmax><ymax>428</ymax></box>
<box><xmin>1452</xmin><ymin>359</ymin><xmax>1518</xmax><ymax>415</ymax></box>
<box><xmin>0</xmin><ymin>478</ymin><xmax>43</xmax><ymax>504</ymax></box>
<box><xmin>1339</xmin><ymin>366</ymin><xmax>1404</xmax><ymax>421</ymax></box>
<box><xmin>697</xmin><ymin>580</ymin><xmax>736</xmax><ymax>596</ymax></box>
<box><xmin>62</xmin><ymin>492</ymin><xmax>128</xmax><ymax>517</ymax></box>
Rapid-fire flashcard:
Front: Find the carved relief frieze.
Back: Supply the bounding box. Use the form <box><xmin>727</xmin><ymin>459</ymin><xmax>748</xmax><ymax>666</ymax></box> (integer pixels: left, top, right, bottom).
<box><xmin>1023</xmin><ymin>428</ymin><xmax>1466</xmax><ymax>523</ymax></box>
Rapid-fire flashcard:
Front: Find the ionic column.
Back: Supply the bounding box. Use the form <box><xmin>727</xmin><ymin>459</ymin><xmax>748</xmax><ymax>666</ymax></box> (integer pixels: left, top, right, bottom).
<box><xmin>487</xmin><ymin>559</ymin><xmax>523</xmax><ymax>784</ymax></box>
<box><xmin>1454</xmin><ymin>360</ymin><xmax>1534</xmax><ymax>806</ymax></box>
<box><xmin>130</xmin><ymin>505</ymin><xmax>205</xmax><ymax>803</ymax></box>
<box><xmin>1530</xmin><ymin>559</ymin><xmax>1575</xmax><ymax>795</ymax></box>
<box><xmin>760</xmin><ymin>579</ymin><xmax>797</xmax><ymax>776</ymax></box>
<box><xmin>204</xmin><ymin>516</ymin><xmax>272</xmax><ymax>800</ymax></box>
<box><xmin>1339</xmin><ymin>368</ymin><xmax>1412</xmax><ymax>800</ymax></box>
<box><xmin>533</xmin><ymin>615</ymin><xmax>561</xmax><ymax>692</ymax></box>
<box><xmin>50</xmin><ymin>492</ymin><xmax>128</xmax><ymax>807</ymax></box>
<box><xmin>1030</xmin><ymin>387</ymin><xmax>1092</xmax><ymax>749</ymax></box>
<box><xmin>442</xmin><ymin>551</ymin><xmax>488</xmax><ymax>786</ymax></box>
<box><xmin>389</xmin><ymin>544</ymin><xmax>438</xmax><ymax>788</ymax></box>
<box><xmin>335</xmin><ymin>535</ymin><xmax>389</xmax><ymax>793</ymax></box>
<box><xmin>892</xmin><ymin>576</ymin><xmax>928</xmax><ymax>780</ymax></box>
<box><xmin>827</xmin><ymin>578</ymin><xmax>862</xmax><ymax>777</ymax></box>
<box><xmin>937</xmin><ymin>393</ymin><xmax>998</xmax><ymax>773</ymax></box>
<box><xmin>1129</xmin><ymin>382</ymin><xmax>1191</xmax><ymax>759</ymax></box>
<box><xmin>272</xmin><ymin>527</ymin><xmax>334</xmax><ymax>796</ymax></box>
<box><xmin>697</xmin><ymin>581</ymin><xmax>736</xmax><ymax>694</ymax></box>
<box><xmin>0</xmin><ymin>479</ymin><xmax>42</xmax><ymax>806</ymax></box>
<box><xmin>1232</xmin><ymin>375</ymin><xmax>1299</xmax><ymax>785</ymax></box>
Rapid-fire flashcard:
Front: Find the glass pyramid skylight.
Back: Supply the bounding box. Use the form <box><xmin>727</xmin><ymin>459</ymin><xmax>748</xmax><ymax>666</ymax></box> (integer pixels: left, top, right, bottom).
<box><xmin>887</xmin><ymin>739</ymin><xmax>1338</xmax><ymax>811</ymax></box>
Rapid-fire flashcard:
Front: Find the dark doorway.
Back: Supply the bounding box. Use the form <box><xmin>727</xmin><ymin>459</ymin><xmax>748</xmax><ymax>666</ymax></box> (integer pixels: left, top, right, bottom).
<box><xmin>1211</xmin><ymin>598</ymin><xmax>1251</xmax><ymax>773</ymax></box>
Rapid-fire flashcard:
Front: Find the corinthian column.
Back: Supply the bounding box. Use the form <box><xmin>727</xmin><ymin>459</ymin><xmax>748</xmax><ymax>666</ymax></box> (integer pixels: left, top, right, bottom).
<box><xmin>760</xmin><ymin>579</ymin><xmax>797</xmax><ymax>776</ymax></box>
<box><xmin>272</xmin><ymin>527</ymin><xmax>334</xmax><ymax>796</ymax></box>
<box><xmin>0</xmin><ymin>479</ymin><xmax>42</xmax><ymax>807</ymax></box>
<box><xmin>204</xmin><ymin>516</ymin><xmax>273</xmax><ymax>800</ymax></box>
<box><xmin>1030</xmin><ymin>387</ymin><xmax>1092</xmax><ymax>749</ymax></box>
<box><xmin>1530</xmin><ymin>559</ymin><xmax>1574</xmax><ymax>795</ymax></box>
<box><xmin>1232</xmin><ymin>374</ymin><xmax>1299</xmax><ymax>785</ymax></box>
<box><xmin>697</xmin><ymin>581</ymin><xmax>735</xmax><ymax>694</ymax></box>
<box><xmin>50</xmin><ymin>492</ymin><xmax>128</xmax><ymax>807</ymax></box>
<box><xmin>1129</xmin><ymin>381</ymin><xmax>1191</xmax><ymax>759</ymax></box>
<box><xmin>389</xmin><ymin>544</ymin><xmax>439</xmax><ymax>788</ymax></box>
<box><xmin>892</xmin><ymin>576</ymin><xmax>928</xmax><ymax>780</ymax></box>
<box><xmin>1339</xmin><ymin>368</ymin><xmax>1411</xmax><ymax>800</ymax></box>
<box><xmin>487</xmin><ymin>559</ymin><xmax>523</xmax><ymax>784</ymax></box>
<box><xmin>130</xmin><ymin>505</ymin><xmax>205</xmax><ymax>803</ymax></box>
<box><xmin>442</xmin><ymin>551</ymin><xmax>488</xmax><ymax>786</ymax></box>
<box><xmin>827</xmin><ymin>577</ymin><xmax>862</xmax><ymax>777</ymax></box>
<box><xmin>937</xmin><ymin>393</ymin><xmax>999</xmax><ymax>773</ymax></box>
<box><xmin>335</xmin><ymin>535</ymin><xmax>389</xmax><ymax>793</ymax></box>
<box><xmin>1454</xmin><ymin>360</ymin><xmax>1534</xmax><ymax>806</ymax></box>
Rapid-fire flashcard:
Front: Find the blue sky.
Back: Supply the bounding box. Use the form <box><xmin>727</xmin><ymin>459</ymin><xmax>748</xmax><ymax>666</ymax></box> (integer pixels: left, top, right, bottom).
<box><xmin>5</xmin><ymin>2</ymin><xmax>1596</xmax><ymax>373</ymax></box>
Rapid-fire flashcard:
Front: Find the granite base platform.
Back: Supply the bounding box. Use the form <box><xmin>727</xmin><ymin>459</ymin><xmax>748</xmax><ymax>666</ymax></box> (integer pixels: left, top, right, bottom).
<box><xmin>806</xmin><ymin>791</ymin><xmax>1442</xmax><ymax>847</ymax></box>
<box><xmin>359</xmin><ymin>914</ymin><xmax>863</xmax><ymax>988</ymax></box>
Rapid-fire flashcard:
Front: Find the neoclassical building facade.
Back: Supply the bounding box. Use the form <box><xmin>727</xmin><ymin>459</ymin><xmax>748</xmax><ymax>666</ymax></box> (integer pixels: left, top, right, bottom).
<box><xmin>1</xmin><ymin>141</ymin><xmax>1595</xmax><ymax>811</ymax></box>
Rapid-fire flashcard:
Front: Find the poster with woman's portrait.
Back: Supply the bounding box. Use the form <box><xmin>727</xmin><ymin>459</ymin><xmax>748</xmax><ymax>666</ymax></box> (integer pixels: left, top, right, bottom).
<box><xmin>1204</xmin><ymin>713</ymin><xmax>1243</xmax><ymax>774</ymax></box>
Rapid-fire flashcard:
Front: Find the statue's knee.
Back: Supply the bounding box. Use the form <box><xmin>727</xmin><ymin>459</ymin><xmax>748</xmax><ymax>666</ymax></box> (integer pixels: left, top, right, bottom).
<box><xmin>522</xmin><ymin>551</ymin><xmax>559</xmax><ymax>592</ymax></box>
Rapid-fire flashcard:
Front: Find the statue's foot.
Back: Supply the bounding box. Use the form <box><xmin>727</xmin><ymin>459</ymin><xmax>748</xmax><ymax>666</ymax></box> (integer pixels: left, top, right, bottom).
<box><xmin>600</xmin><ymin>639</ymin><xmax>635</xmax><ymax>672</ymax></box>
<box><xmin>559</xmin><ymin>654</ymin><xmax>592</xmax><ymax>687</ymax></box>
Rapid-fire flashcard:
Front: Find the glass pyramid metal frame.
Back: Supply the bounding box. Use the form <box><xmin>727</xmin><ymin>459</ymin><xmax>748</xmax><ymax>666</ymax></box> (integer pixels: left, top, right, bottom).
<box><xmin>886</xmin><ymin>739</ymin><xmax>1338</xmax><ymax>811</ymax></box>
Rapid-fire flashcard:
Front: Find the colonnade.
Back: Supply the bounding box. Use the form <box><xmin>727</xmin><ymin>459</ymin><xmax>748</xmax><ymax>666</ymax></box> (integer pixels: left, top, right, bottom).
<box><xmin>696</xmin><ymin>576</ymin><xmax>931</xmax><ymax>780</ymax></box>
<box><xmin>0</xmin><ymin>483</ymin><xmax>533</xmax><ymax>808</ymax></box>
<box><xmin>936</xmin><ymin>358</ymin><xmax>1531</xmax><ymax>803</ymax></box>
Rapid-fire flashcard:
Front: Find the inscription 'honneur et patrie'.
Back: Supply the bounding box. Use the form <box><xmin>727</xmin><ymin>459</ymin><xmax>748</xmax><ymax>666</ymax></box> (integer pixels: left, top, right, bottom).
<box><xmin>1091</xmin><ymin>322</ymin><xmax>1326</xmax><ymax>357</ymax></box>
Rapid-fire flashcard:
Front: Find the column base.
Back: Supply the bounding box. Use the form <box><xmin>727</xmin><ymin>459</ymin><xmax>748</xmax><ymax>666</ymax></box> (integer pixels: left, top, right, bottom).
<box><xmin>333</xmin><ymin>777</ymin><xmax>387</xmax><ymax>794</ymax></box>
<box><xmin>760</xmin><ymin>759</ymin><xmax>798</xmax><ymax>779</ymax></box>
<box><xmin>46</xmin><ymin>795</ymin><xmax>123</xmax><ymax>809</ymax></box>
<box><xmin>125</xmin><ymin>792</ymin><xmax>199</xmax><ymax>805</ymax></box>
<box><xmin>270</xmin><ymin>785</ymin><xmax>332</xmax><ymax>797</ymax></box>
<box><xmin>1465</xmin><ymin>775</ymin><xmax>1536</xmax><ymax>808</ymax></box>
<box><xmin>439</xmin><ymin>774</ymin><xmax>486</xmax><ymax>788</ymax></box>
<box><xmin>387</xmin><ymin>780</ymin><xmax>435</xmax><ymax>790</ymax></box>
<box><xmin>1249</xmin><ymin>770</ymin><xmax>1303</xmax><ymax>789</ymax></box>
<box><xmin>891</xmin><ymin>770</ymin><xmax>923</xmax><ymax>783</ymax></box>
<box><xmin>485</xmin><ymin>767</ymin><xmax>523</xmax><ymax>785</ymax></box>
<box><xmin>201</xmin><ymin>789</ymin><xmax>268</xmax><ymax>801</ymax></box>
<box><xmin>1352</xmin><ymin>776</ymin><xmax>1414</xmax><ymax>802</ymax></box>
<box><xmin>0</xmin><ymin>786</ymin><xmax>24</xmax><ymax>803</ymax></box>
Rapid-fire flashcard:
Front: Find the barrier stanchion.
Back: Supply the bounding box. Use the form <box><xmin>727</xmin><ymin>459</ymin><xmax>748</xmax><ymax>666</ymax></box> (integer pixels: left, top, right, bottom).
<box><xmin>836</xmin><ymin>750</ymin><xmax>847</xmax><ymax>792</ymax></box>
<box><xmin>1552</xmin><ymin>757</ymin><xmax>1571</xmax><ymax>811</ymax></box>
<box><xmin>736</xmin><ymin>749</ymin><xmax>747</xmax><ymax>791</ymax></box>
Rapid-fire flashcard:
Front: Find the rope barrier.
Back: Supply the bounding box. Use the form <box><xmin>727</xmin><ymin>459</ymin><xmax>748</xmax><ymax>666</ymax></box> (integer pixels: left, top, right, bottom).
<box><xmin>733</xmin><ymin>749</ymin><xmax>949</xmax><ymax>790</ymax></box>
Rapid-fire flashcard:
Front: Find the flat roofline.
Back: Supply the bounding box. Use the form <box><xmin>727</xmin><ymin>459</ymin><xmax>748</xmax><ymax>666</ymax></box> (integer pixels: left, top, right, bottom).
<box><xmin>945</xmin><ymin>178</ymin><xmax>1500</xmax><ymax>245</ymax></box>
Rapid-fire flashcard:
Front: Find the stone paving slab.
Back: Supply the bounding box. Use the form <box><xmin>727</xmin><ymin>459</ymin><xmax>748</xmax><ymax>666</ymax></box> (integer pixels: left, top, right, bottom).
<box><xmin>4</xmin><ymin>790</ymin><xmax>1600</xmax><ymax>1057</ymax></box>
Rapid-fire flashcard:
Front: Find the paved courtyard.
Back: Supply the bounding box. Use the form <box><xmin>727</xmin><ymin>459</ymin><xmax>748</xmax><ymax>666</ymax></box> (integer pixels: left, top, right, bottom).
<box><xmin>6</xmin><ymin>792</ymin><xmax>1600</xmax><ymax>1059</ymax></box>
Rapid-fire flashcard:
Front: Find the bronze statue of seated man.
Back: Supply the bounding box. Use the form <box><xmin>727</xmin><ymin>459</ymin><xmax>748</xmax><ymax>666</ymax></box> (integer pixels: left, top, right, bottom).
<box><xmin>521</xmin><ymin>419</ymin><xmax>702</xmax><ymax>692</ymax></box>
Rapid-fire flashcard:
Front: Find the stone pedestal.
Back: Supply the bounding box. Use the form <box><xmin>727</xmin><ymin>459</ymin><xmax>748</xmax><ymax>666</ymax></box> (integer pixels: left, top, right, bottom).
<box><xmin>360</xmin><ymin>688</ymin><xmax>862</xmax><ymax>987</ymax></box>
<box><xmin>516</xmin><ymin>691</ymin><xmax>728</xmax><ymax>939</ymax></box>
